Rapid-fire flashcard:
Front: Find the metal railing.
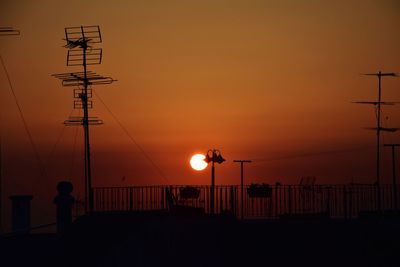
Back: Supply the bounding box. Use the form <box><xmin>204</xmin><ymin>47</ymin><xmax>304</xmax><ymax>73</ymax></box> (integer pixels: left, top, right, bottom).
<box><xmin>92</xmin><ymin>184</ymin><xmax>400</xmax><ymax>219</ymax></box>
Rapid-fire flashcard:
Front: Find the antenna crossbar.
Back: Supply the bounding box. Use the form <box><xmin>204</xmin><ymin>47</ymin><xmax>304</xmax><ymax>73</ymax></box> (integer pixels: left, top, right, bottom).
<box><xmin>64</xmin><ymin>116</ymin><xmax>103</xmax><ymax>126</ymax></box>
<box><xmin>0</xmin><ymin>27</ymin><xmax>20</xmax><ymax>36</ymax></box>
<box><xmin>53</xmin><ymin>71</ymin><xmax>115</xmax><ymax>87</ymax></box>
<box><xmin>74</xmin><ymin>100</ymin><xmax>93</xmax><ymax>109</ymax></box>
<box><xmin>363</xmin><ymin>72</ymin><xmax>398</xmax><ymax>77</ymax></box>
<box><xmin>67</xmin><ymin>48</ymin><xmax>102</xmax><ymax>66</ymax></box>
<box><xmin>352</xmin><ymin>101</ymin><xmax>397</xmax><ymax>105</ymax></box>
<box><xmin>65</xmin><ymin>26</ymin><xmax>102</xmax><ymax>44</ymax></box>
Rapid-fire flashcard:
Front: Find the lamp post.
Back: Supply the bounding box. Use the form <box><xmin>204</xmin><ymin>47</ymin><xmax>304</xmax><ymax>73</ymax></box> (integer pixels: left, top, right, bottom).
<box><xmin>204</xmin><ymin>149</ymin><xmax>225</xmax><ymax>215</ymax></box>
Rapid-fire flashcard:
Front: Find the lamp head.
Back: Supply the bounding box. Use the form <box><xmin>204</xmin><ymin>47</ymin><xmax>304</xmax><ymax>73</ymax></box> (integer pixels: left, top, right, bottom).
<box><xmin>215</xmin><ymin>154</ymin><xmax>225</xmax><ymax>164</ymax></box>
<box><xmin>204</xmin><ymin>153</ymin><xmax>213</xmax><ymax>163</ymax></box>
<box><xmin>204</xmin><ymin>149</ymin><xmax>226</xmax><ymax>164</ymax></box>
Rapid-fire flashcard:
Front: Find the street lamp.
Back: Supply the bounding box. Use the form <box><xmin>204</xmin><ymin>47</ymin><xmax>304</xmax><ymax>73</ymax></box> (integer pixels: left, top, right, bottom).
<box><xmin>204</xmin><ymin>149</ymin><xmax>225</xmax><ymax>214</ymax></box>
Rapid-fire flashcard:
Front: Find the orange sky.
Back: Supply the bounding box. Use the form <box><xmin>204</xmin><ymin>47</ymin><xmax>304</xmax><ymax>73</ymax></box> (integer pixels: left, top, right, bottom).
<box><xmin>0</xmin><ymin>0</ymin><xmax>399</xmax><ymax>227</ymax></box>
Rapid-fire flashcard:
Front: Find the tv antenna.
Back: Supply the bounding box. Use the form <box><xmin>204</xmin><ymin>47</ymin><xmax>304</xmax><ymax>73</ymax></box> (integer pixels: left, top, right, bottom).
<box><xmin>0</xmin><ymin>26</ymin><xmax>20</xmax><ymax>234</ymax></box>
<box><xmin>353</xmin><ymin>71</ymin><xmax>398</xmax><ymax>208</ymax></box>
<box><xmin>53</xmin><ymin>26</ymin><xmax>115</xmax><ymax>213</ymax></box>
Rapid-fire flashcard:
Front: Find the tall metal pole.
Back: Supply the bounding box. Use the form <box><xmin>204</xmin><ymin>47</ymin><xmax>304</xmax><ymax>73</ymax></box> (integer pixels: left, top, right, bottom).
<box><xmin>81</xmin><ymin>26</ymin><xmax>93</xmax><ymax>213</ymax></box>
<box><xmin>355</xmin><ymin>71</ymin><xmax>398</xmax><ymax>211</ymax></box>
<box><xmin>233</xmin><ymin>160</ymin><xmax>252</xmax><ymax>220</ymax></box>
<box><xmin>377</xmin><ymin>72</ymin><xmax>382</xmax><ymax>185</ymax></box>
<box><xmin>376</xmin><ymin>72</ymin><xmax>382</xmax><ymax>211</ymax></box>
<box><xmin>384</xmin><ymin>144</ymin><xmax>399</xmax><ymax>210</ymax></box>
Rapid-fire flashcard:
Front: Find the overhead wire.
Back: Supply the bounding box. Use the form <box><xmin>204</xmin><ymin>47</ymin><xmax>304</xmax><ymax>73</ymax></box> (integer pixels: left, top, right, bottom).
<box><xmin>94</xmin><ymin>91</ymin><xmax>170</xmax><ymax>184</ymax></box>
<box><xmin>251</xmin><ymin>146</ymin><xmax>372</xmax><ymax>163</ymax></box>
<box><xmin>69</xmin><ymin>109</ymin><xmax>80</xmax><ymax>178</ymax></box>
<box><xmin>0</xmin><ymin>55</ymin><xmax>47</xmax><ymax>179</ymax></box>
<box><xmin>48</xmin><ymin>108</ymin><xmax>75</xmax><ymax>158</ymax></box>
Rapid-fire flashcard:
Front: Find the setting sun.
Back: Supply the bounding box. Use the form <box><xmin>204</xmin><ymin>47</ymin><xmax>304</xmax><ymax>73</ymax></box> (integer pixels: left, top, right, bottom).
<box><xmin>190</xmin><ymin>154</ymin><xmax>208</xmax><ymax>171</ymax></box>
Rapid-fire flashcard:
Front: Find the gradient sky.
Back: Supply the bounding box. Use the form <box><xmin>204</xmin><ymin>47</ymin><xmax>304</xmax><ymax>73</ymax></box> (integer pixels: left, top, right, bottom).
<box><xmin>0</xmin><ymin>0</ymin><xmax>399</xmax><ymax>227</ymax></box>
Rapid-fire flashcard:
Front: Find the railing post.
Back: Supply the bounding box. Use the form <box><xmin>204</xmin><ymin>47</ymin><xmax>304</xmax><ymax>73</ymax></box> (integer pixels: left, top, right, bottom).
<box><xmin>161</xmin><ymin>187</ymin><xmax>164</xmax><ymax>210</ymax></box>
<box><xmin>343</xmin><ymin>185</ymin><xmax>348</xmax><ymax>220</ymax></box>
<box><xmin>326</xmin><ymin>186</ymin><xmax>331</xmax><ymax>216</ymax></box>
<box><xmin>129</xmin><ymin>187</ymin><xmax>133</xmax><ymax>211</ymax></box>
<box><xmin>219</xmin><ymin>187</ymin><xmax>223</xmax><ymax>214</ymax></box>
<box><xmin>274</xmin><ymin>183</ymin><xmax>279</xmax><ymax>218</ymax></box>
<box><xmin>288</xmin><ymin>185</ymin><xmax>292</xmax><ymax>215</ymax></box>
<box><xmin>230</xmin><ymin>186</ymin><xmax>235</xmax><ymax>215</ymax></box>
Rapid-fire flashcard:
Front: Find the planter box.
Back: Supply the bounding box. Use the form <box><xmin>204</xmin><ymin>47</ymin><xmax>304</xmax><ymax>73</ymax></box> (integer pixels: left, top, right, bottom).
<box><xmin>247</xmin><ymin>184</ymin><xmax>272</xmax><ymax>198</ymax></box>
<box><xmin>179</xmin><ymin>186</ymin><xmax>201</xmax><ymax>199</ymax></box>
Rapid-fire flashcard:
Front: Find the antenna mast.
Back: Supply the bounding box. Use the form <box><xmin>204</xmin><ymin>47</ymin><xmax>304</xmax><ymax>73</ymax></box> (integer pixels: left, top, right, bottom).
<box><xmin>353</xmin><ymin>71</ymin><xmax>398</xmax><ymax>210</ymax></box>
<box><xmin>53</xmin><ymin>26</ymin><xmax>115</xmax><ymax>213</ymax></box>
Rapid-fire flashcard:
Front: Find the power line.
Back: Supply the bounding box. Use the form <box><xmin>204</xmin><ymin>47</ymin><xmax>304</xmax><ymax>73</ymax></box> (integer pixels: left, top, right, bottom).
<box><xmin>69</xmin><ymin>111</ymin><xmax>80</xmax><ymax>179</ymax></box>
<box><xmin>0</xmin><ymin>55</ymin><xmax>47</xmax><ymax>179</ymax></box>
<box><xmin>48</xmin><ymin>108</ymin><xmax>75</xmax><ymax>159</ymax></box>
<box><xmin>94</xmin><ymin>91</ymin><xmax>170</xmax><ymax>184</ymax></box>
<box><xmin>252</xmin><ymin>146</ymin><xmax>372</xmax><ymax>162</ymax></box>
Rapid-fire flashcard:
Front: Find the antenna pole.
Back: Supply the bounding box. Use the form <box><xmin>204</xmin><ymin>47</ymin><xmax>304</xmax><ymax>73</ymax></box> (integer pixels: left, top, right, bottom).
<box><xmin>233</xmin><ymin>160</ymin><xmax>252</xmax><ymax>220</ymax></box>
<box><xmin>354</xmin><ymin>71</ymin><xmax>398</xmax><ymax>211</ymax></box>
<box><xmin>376</xmin><ymin>72</ymin><xmax>382</xmax><ymax>211</ymax></box>
<box><xmin>377</xmin><ymin>72</ymin><xmax>382</xmax><ymax>185</ymax></box>
<box><xmin>80</xmin><ymin>26</ymin><xmax>93</xmax><ymax>213</ymax></box>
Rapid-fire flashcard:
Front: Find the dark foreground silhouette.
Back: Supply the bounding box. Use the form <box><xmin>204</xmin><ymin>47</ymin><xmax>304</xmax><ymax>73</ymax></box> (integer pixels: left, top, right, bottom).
<box><xmin>1</xmin><ymin>211</ymin><xmax>399</xmax><ymax>267</ymax></box>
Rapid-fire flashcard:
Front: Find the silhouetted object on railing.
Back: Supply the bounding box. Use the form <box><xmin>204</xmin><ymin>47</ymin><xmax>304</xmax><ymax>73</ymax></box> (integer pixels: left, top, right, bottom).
<box><xmin>299</xmin><ymin>176</ymin><xmax>319</xmax><ymax>212</ymax></box>
<box><xmin>247</xmin><ymin>183</ymin><xmax>273</xmax><ymax>217</ymax></box>
<box><xmin>204</xmin><ymin>149</ymin><xmax>225</xmax><ymax>215</ymax></box>
<box><xmin>53</xmin><ymin>26</ymin><xmax>115</xmax><ymax>213</ymax></box>
<box><xmin>9</xmin><ymin>195</ymin><xmax>33</xmax><ymax>234</ymax></box>
<box><xmin>179</xmin><ymin>186</ymin><xmax>200</xmax><ymax>200</ymax></box>
<box><xmin>247</xmin><ymin>184</ymin><xmax>272</xmax><ymax>198</ymax></box>
<box><xmin>54</xmin><ymin>181</ymin><xmax>75</xmax><ymax>234</ymax></box>
<box><xmin>384</xmin><ymin>144</ymin><xmax>400</xmax><ymax>210</ymax></box>
<box><xmin>233</xmin><ymin>160</ymin><xmax>252</xmax><ymax>219</ymax></box>
<box><xmin>353</xmin><ymin>71</ymin><xmax>399</xmax><ymax>210</ymax></box>
<box><xmin>165</xmin><ymin>186</ymin><xmax>205</xmax><ymax>217</ymax></box>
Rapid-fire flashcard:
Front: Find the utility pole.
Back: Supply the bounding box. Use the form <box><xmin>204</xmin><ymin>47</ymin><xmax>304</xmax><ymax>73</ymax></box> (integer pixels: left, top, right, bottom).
<box><xmin>384</xmin><ymin>144</ymin><xmax>400</xmax><ymax>210</ymax></box>
<box><xmin>233</xmin><ymin>160</ymin><xmax>252</xmax><ymax>220</ymax></box>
